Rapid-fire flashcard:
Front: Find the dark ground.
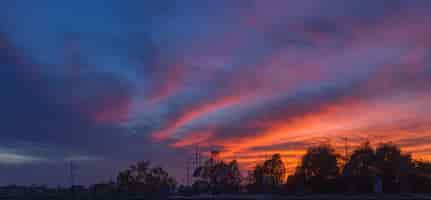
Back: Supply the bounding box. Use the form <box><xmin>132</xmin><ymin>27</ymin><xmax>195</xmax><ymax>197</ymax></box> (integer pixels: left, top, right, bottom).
<box><xmin>169</xmin><ymin>194</ymin><xmax>431</xmax><ymax>200</ymax></box>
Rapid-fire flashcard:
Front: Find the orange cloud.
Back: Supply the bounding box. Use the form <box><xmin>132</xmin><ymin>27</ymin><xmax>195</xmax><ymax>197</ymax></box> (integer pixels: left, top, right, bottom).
<box><xmin>175</xmin><ymin>93</ymin><xmax>431</xmax><ymax>174</ymax></box>
<box><xmin>152</xmin><ymin>95</ymin><xmax>245</xmax><ymax>141</ymax></box>
<box><xmin>171</xmin><ymin>131</ymin><xmax>214</xmax><ymax>148</ymax></box>
<box><xmin>147</xmin><ymin>7</ymin><xmax>431</xmax><ymax>175</ymax></box>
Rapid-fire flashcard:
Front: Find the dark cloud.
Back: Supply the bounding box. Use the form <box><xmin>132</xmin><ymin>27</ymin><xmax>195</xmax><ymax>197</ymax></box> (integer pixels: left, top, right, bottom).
<box><xmin>211</xmin><ymin>79</ymin><xmax>364</xmax><ymax>139</ymax></box>
<box><xmin>2</xmin><ymin>0</ymin><xmax>431</xmax><ymax>186</ymax></box>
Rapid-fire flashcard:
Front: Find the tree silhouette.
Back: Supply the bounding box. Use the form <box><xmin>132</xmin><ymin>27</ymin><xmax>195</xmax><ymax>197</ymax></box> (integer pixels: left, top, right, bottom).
<box><xmin>246</xmin><ymin>154</ymin><xmax>286</xmax><ymax>193</ymax></box>
<box><xmin>298</xmin><ymin>144</ymin><xmax>340</xmax><ymax>193</ymax></box>
<box><xmin>285</xmin><ymin>167</ymin><xmax>306</xmax><ymax>194</ymax></box>
<box><xmin>342</xmin><ymin>142</ymin><xmax>376</xmax><ymax>192</ymax></box>
<box><xmin>225</xmin><ymin>160</ymin><xmax>242</xmax><ymax>191</ymax></box>
<box><xmin>117</xmin><ymin>169</ymin><xmax>134</xmax><ymax>190</ymax></box>
<box><xmin>342</xmin><ymin>142</ymin><xmax>417</xmax><ymax>193</ymax></box>
<box><xmin>412</xmin><ymin>160</ymin><xmax>431</xmax><ymax>193</ymax></box>
<box><xmin>414</xmin><ymin>160</ymin><xmax>431</xmax><ymax>174</ymax></box>
<box><xmin>300</xmin><ymin>144</ymin><xmax>339</xmax><ymax>180</ymax></box>
<box><xmin>374</xmin><ymin>143</ymin><xmax>413</xmax><ymax>193</ymax></box>
<box><xmin>112</xmin><ymin>141</ymin><xmax>431</xmax><ymax>196</ymax></box>
<box><xmin>245</xmin><ymin>164</ymin><xmax>265</xmax><ymax>193</ymax></box>
<box><xmin>263</xmin><ymin>154</ymin><xmax>287</xmax><ymax>186</ymax></box>
<box><xmin>193</xmin><ymin>158</ymin><xmax>242</xmax><ymax>193</ymax></box>
<box><xmin>344</xmin><ymin>142</ymin><xmax>375</xmax><ymax>177</ymax></box>
<box><xmin>116</xmin><ymin>160</ymin><xmax>176</xmax><ymax>195</ymax></box>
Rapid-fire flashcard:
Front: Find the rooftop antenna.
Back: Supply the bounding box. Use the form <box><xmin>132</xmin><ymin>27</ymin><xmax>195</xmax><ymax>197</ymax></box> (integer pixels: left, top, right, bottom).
<box><xmin>194</xmin><ymin>145</ymin><xmax>201</xmax><ymax>169</ymax></box>
<box><xmin>344</xmin><ymin>137</ymin><xmax>349</xmax><ymax>159</ymax></box>
<box><xmin>339</xmin><ymin>137</ymin><xmax>350</xmax><ymax>162</ymax></box>
<box><xmin>192</xmin><ymin>145</ymin><xmax>202</xmax><ymax>183</ymax></box>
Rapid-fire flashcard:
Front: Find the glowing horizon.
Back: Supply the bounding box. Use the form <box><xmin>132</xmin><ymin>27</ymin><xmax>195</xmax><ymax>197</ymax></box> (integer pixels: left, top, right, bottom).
<box><xmin>1</xmin><ymin>0</ymin><xmax>431</xmax><ymax>186</ymax></box>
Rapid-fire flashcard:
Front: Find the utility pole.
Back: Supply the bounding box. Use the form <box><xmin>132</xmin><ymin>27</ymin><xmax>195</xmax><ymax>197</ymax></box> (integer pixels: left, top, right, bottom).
<box><xmin>186</xmin><ymin>161</ymin><xmax>190</xmax><ymax>186</ymax></box>
<box><xmin>186</xmin><ymin>155</ymin><xmax>194</xmax><ymax>186</ymax></box>
<box><xmin>196</xmin><ymin>146</ymin><xmax>202</xmax><ymax>166</ymax></box>
<box><xmin>69</xmin><ymin>160</ymin><xmax>75</xmax><ymax>187</ymax></box>
<box><xmin>192</xmin><ymin>146</ymin><xmax>201</xmax><ymax>184</ymax></box>
<box><xmin>69</xmin><ymin>160</ymin><xmax>76</xmax><ymax>200</ymax></box>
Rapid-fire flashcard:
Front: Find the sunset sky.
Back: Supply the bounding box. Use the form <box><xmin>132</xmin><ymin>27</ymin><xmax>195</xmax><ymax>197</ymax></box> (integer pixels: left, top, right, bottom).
<box><xmin>1</xmin><ymin>0</ymin><xmax>431</xmax><ymax>186</ymax></box>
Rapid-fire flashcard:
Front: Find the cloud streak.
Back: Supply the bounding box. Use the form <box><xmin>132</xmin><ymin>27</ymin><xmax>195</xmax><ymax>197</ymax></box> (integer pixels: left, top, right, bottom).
<box><xmin>1</xmin><ymin>0</ymin><xmax>431</xmax><ymax>185</ymax></box>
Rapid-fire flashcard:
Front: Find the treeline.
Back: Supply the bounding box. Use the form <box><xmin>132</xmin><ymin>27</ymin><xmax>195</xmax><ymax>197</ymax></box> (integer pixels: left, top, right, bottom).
<box><xmin>182</xmin><ymin>142</ymin><xmax>431</xmax><ymax>194</ymax></box>
<box><xmin>85</xmin><ymin>161</ymin><xmax>178</xmax><ymax>199</ymax></box>
<box><xmin>114</xmin><ymin>160</ymin><xmax>177</xmax><ymax>197</ymax></box>
<box><xmin>90</xmin><ymin>142</ymin><xmax>431</xmax><ymax>199</ymax></box>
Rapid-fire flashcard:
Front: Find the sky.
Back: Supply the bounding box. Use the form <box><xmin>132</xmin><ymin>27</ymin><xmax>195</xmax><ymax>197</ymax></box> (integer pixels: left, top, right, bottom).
<box><xmin>1</xmin><ymin>0</ymin><xmax>431</xmax><ymax>186</ymax></box>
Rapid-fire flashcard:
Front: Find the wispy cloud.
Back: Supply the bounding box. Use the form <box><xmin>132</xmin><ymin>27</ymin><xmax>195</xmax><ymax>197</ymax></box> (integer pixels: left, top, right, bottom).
<box><xmin>1</xmin><ymin>0</ymin><xmax>431</xmax><ymax>185</ymax></box>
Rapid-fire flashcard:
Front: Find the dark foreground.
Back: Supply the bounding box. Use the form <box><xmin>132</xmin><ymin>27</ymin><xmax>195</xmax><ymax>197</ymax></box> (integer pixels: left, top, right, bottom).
<box><xmin>169</xmin><ymin>194</ymin><xmax>431</xmax><ymax>200</ymax></box>
<box><xmin>2</xmin><ymin>194</ymin><xmax>431</xmax><ymax>200</ymax></box>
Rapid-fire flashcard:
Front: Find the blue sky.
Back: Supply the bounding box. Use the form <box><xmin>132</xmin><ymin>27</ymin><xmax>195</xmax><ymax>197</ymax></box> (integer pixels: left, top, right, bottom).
<box><xmin>1</xmin><ymin>0</ymin><xmax>431</xmax><ymax>186</ymax></box>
